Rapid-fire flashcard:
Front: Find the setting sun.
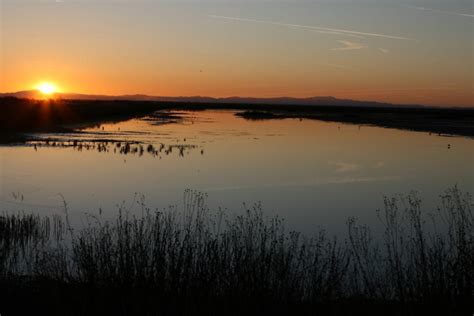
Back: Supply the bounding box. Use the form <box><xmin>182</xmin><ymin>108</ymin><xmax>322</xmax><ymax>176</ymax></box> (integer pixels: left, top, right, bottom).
<box><xmin>36</xmin><ymin>82</ymin><xmax>57</xmax><ymax>95</ymax></box>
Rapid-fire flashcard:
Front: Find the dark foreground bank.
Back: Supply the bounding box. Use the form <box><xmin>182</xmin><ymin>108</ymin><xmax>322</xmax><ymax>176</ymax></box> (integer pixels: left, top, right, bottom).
<box><xmin>0</xmin><ymin>188</ymin><xmax>472</xmax><ymax>315</ymax></box>
<box><xmin>1</xmin><ymin>97</ymin><xmax>474</xmax><ymax>141</ymax></box>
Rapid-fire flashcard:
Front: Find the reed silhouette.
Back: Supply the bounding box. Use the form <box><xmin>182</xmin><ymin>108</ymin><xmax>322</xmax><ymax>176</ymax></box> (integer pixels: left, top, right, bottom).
<box><xmin>0</xmin><ymin>187</ymin><xmax>472</xmax><ymax>315</ymax></box>
<box><xmin>28</xmin><ymin>139</ymin><xmax>198</xmax><ymax>159</ymax></box>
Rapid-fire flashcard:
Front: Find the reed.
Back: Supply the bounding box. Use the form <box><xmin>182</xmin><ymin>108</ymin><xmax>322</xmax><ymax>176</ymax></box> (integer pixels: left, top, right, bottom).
<box><xmin>0</xmin><ymin>188</ymin><xmax>471</xmax><ymax>315</ymax></box>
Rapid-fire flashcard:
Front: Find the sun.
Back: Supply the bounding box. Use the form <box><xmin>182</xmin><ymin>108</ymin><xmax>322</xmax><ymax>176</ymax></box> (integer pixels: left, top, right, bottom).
<box><xmin>36</xmin><ymin>82</ymin><xmax>58</xmax><ymax>95</ymax></box>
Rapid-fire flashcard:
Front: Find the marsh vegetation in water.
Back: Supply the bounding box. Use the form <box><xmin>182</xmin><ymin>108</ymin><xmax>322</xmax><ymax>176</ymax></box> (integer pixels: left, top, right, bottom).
<box><xmin>1</xmin><ymin>110</ymin><xmax>472</xmax><ymax>235</ymax></box>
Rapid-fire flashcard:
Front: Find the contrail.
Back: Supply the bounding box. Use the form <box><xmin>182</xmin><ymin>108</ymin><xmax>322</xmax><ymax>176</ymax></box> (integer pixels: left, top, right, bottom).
<box><xmin>208</xmin><ymin>15</ymin><xmax>417</xmax><ymax>41</ymax></box>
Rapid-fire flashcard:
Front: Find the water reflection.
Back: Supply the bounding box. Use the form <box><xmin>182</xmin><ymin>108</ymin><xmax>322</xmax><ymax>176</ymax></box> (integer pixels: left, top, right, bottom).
<box><xmin>0</xmin><ymin>110</ymin><xmax>472</xmax><ymax>235</ymax></box>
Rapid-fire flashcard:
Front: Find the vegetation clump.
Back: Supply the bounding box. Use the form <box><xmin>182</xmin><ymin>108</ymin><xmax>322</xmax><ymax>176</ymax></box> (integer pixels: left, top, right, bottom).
<box><xmin>0</xmin><ymin>188</ymin><xmax>472</xmax><ymax>315</ymax></box>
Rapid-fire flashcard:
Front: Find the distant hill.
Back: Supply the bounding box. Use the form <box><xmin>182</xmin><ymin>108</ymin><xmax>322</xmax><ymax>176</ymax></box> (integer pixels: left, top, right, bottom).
<box><xmin>0</xmin><ymin>90</ymin><xmax>425</xmax><ymax>108</ymax></box>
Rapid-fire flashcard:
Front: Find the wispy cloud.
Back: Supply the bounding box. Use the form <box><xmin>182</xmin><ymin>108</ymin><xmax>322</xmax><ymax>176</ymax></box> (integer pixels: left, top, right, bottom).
<box><xmin>318</xmin><ymin>62</ymin><xmax>353</xmax><ymax>70</ymax></box>
<box><xmin>406</xmin><ymin>5</ymin><xmax>474</xmax><ymax>18</ymax></box>
<box><xmin>378</xmin><ymin>48</ymin><xmax>389</xmax><ymax>54</ymax></box>
<box><xmin>330</xmin><ymin>161</ymin><xmax>360</xmax><ymax>173</ymax></box>
<box><xmin>373</xmin><ymin>161</ymin><xmax>385</xmax><ymax>169</ymax></box>
<box><xmin>208</xmin><ymin>15</ymin><xmax>416</xmax><ymax>41</ymax></box>
<box><xmin>332</xmin><ymin>40</ymin><xmax>365</xmax><ymax>51</ymax></box>
<box><xmin>305</xmin><ymin>29</ymin><xmax>365</xmax><ymax>39</ymax></box>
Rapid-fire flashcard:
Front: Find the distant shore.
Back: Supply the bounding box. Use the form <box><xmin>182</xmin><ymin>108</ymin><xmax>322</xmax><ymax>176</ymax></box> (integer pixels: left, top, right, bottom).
<box><xmin>1</xmin><ymin>97</ymin><xmax>473</xmax><ymax>142</ymax></box>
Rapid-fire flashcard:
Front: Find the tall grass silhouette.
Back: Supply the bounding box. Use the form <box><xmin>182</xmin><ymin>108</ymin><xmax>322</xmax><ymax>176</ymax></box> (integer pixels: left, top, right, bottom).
<box><xmin>0</xmin><ymin>187</ymin><xmax>472</xmax><ymax>315</ymax></box>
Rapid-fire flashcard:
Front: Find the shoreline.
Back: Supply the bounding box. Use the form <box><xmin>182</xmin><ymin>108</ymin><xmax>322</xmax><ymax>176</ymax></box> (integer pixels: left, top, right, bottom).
<box><xmin>1</xmin><ymin>97</ymin><xmax>473</xmax><ymax>142</ymax></box>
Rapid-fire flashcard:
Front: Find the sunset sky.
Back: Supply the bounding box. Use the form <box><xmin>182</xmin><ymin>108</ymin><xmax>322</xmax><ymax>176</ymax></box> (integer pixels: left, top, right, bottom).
<box><xmin>1</xmin><ymin>0</ymin><xmax>473</xmax><ymax>106</ymax></box>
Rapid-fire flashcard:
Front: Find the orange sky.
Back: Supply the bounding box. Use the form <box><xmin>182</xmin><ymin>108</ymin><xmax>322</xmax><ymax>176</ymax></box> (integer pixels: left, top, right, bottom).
<box><xmin>1</xmin><ymin>1</ymin><xmax>473</xmax><ymax>106</ymax></box>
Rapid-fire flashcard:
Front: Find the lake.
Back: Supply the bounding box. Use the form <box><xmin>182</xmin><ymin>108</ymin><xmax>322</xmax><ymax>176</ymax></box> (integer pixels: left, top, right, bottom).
<box><xmin>1</xmin><ymin>110</ymin><xmax>472</xmax><ymax>235</ymax></box>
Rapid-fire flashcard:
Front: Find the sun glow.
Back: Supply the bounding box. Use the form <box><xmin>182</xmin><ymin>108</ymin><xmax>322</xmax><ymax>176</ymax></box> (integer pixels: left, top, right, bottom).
<box><xmin>36</xmin><ymin>82</ymin><xmax>58</xmax><ymax>95</ymax></box>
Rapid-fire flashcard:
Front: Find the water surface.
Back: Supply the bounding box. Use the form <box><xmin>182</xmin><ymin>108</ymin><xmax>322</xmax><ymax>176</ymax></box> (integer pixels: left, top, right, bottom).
<box><xmin>1</xmin><ymin>110</ymin><xmax>472</xmax><ymax>234</ymax></box>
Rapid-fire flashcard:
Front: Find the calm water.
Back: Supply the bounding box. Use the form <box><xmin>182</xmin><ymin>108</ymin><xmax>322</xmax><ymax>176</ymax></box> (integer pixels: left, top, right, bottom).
<box><xmin>1</xmin><ymin>110</ymin><xmax>473</xmax><ymax>234</ymax></box>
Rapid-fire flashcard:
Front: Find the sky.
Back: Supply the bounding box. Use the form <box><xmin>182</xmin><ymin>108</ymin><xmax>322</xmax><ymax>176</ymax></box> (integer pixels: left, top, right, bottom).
<box><xmin>1</xmin><ymin>0</ymin><xmax>473</xmax><ymax>106</ymax></box>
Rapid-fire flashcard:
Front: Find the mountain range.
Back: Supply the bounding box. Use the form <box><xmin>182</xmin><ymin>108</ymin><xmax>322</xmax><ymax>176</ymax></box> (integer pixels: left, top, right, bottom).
<box><xmin>0</xmin><ymin>90</ymin><xmax>425</xmax><ymax>108</ymax></box>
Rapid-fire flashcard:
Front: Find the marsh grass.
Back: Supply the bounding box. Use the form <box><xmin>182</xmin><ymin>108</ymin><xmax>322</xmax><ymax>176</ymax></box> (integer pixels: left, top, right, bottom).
<box><xmin>0</xmin><ymin>188</ymin><xmax>472</xmax><ymax>315</ymax></box>
<box><xmin>29</xmin><ymin>139</ymin><xmax>197</xmax><ymax>158</ymax></box>
<box><xmin>347</xmin><ymin>188</ymin><xmax>473</xmax><ymax>313</ymax></box>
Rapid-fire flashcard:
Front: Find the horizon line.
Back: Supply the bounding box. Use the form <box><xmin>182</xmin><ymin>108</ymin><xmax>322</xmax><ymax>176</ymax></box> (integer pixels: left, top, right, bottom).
<box><xmin>2</xmin><ymin>90</ymin><xmax>474</xmax><ymax>109</ymax></box>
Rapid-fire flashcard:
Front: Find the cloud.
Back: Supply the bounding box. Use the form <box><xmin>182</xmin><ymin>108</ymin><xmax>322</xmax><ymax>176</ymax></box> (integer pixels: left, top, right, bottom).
<box><xmin>378</xmin><ymin>48</ymin><xmax>389</xmax><ymax>54</ymax></box>
<box><xmin>332</xmin><ymin>40</ymin><xmax>365</xmax><ymax>51</ymax></box>
<box><xmin>208</xmin><ymin>15</ymin><xmax>416</xmax><ymax>41</ymax></box>
<box><xmin>318</xmin><ymin>62</ymin><xmax>353</xmax><ymax>70</ymax></box>
<box><xmin>406</xmin><ymin>5</ymin><xmax>474</xmax><ymax>19</ymax></box>
<box><xmin>308</xmin><ymin>30</ymin><xmax>365</xmax><ymax>39</ymax></box>
<box><xmin>330</xmin><ymin>161</ymin><xmax>360</xmax><ymax>173</ymax></box>
<box><xmin>373</xmin><ymin>161</ymin><xmax>385</xmax><ymax>169</ymax></box>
